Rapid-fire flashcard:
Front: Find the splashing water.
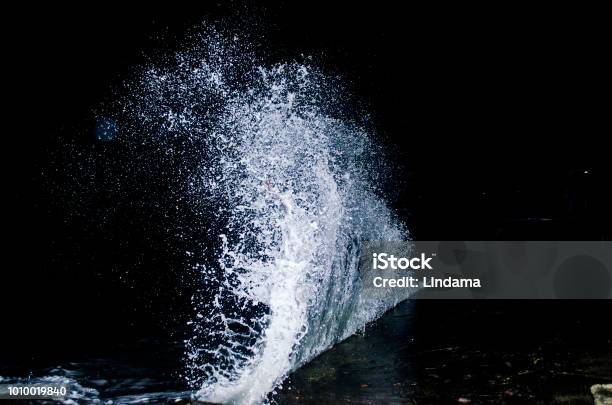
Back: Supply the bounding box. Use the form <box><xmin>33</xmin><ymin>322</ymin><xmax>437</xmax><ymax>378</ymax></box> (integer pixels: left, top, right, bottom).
<box><xmin>116</xmin><ymin>29</ymin><xmax>413</xmax><ymax>404</ymax></box>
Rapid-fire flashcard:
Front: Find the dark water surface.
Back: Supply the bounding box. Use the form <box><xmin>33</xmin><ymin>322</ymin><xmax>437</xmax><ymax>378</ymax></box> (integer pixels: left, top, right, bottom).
<box><xmin>279</xmin><ymin>301</ymin><xmax>612</xmax><ymax>404</ymax></box>
<box><xmin>2</xmin><ymin>301</ymin><xmax>610</xmax><ymax>404</ymax></box>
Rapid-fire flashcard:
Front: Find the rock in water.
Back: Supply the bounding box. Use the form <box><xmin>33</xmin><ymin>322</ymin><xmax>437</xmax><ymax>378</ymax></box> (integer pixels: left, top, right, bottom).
<box><xmin>591</xmin><ymin>384</ymin><xmax>612</xmax><ymax>405</ymax></box>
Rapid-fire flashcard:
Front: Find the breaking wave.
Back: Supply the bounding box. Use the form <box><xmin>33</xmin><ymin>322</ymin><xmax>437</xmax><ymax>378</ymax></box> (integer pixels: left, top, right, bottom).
<box><xmin>114</xmin><ymin>28</ymin><xmax>413</xmax><ymax>404</ymax></box>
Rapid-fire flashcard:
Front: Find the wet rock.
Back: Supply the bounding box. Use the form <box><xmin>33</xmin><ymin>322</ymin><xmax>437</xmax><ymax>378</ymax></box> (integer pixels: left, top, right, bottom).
<box><xmin>591</xmin><ymin>384</ymin><xmax>612</xmax><ymax>405</ymax></box>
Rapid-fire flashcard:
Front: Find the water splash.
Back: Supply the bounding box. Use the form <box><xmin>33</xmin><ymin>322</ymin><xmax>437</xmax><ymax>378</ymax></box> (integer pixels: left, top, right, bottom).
<box><xmin>116</xmin><ymin>29</ymin><xmax>412</xmax><ymax>404</ymax></box>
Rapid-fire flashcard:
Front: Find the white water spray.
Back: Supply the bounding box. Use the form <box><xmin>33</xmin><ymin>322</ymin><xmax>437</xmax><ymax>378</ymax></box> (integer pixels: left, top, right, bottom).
<box><xmin>120</xmin><ymin>30</ymin><xmax>413</xmax><ymax>404</ymax></box>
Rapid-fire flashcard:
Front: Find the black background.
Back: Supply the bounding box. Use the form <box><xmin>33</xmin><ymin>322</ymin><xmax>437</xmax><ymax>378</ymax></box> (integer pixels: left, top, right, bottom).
<box><xmin>3</xmin><ymin>2</ymin><xmax>611</xmax><ymax>365</ymax></box>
